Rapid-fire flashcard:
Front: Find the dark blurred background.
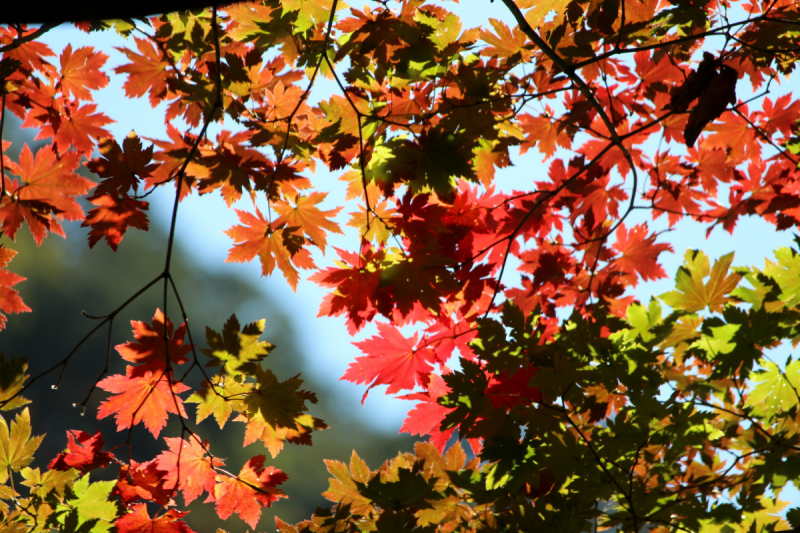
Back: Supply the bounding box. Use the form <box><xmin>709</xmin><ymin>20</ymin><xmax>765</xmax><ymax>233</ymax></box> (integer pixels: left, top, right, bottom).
<box><xmin>0</xmin><ymin>117</ymin><xmax>414</xmax><ymax>531</ymax></box>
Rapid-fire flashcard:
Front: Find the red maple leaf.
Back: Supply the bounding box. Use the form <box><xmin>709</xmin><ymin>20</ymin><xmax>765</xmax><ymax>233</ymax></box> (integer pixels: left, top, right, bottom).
<box><xmin>155</xmin><ymin>437</ymin><xmax>224</xmax><ymax>506</ymax></box>
<box><xmin>114</xmin><ymin>459</ymin><xmax>172</xmax><ymax>505</ymax></box>
<box><xmin>399</xmin><ymin>374</ymin><xmax>456</xmax><ymax>451</ymax></box>
<box><xmin>87</xmin><ymin>133</ymin><xmax>157</xmax><ymax>196</ymax></box>
<box><xmin>345</xmin><ymin>322</ymin><xmax>440</xmax><ymax>400</ymax></box>
<box><xmin>0</xmin><ymin>144</ymin><xmax>94</xmax><ymax>244</ymax></box>
<box><xmin>115</xmin><ymin>309</ymin><xmax>191</xmax><ymax>371</ymax></box>
<box><xmin>0</xmin><ymin>246</ymin><xmax>31</xmax><ymax>331</ymax></box>
<box><xmin>485</xmin><ymin>366</ymin><xmax>542</xmax><ymax>410</ymax></box>
<box><xmin>58</xmin><ymin>44</ymin><xmax>109</xmax><ymax>101</ymax></box>
<box><xmin>225</xmin><ymin>207</ymin><xmax>315</xmax><ymax>290</ymax></box>
<box><xmin>194</xmin><ymin>130</ymin><xmax>270</xmax><ymax>207</ymax></box>
<box><xmin>611</xmin><ymin>224</ymin><xmax>673</xmax><ymax>286</ymax></box>
<box><xmin>83</xmin><ymin>193</ymin><xmax>149</xmax><ymax>250</ymax></box>
<box><xmin>97</xmin><ymin>367</ymin><xmax>190</xmax><ymax>438</ymax></box>
<box><xmin>213</xmin><ymin>455</ymin><xmax>287</xmax><ymax>528</ymax></box>
<box><xmin>308</xmin><ymin>244</ymin><xmax>383</xmax><ymax>334</ymax></box>
<box><xmin>117</xmin><ymin>504</ymin><xmax>195</xmax><ymax>533</ymax></box>
<box><xmin>759</xmin><ymin>94</ymin><xmax>800</xmax><ymax>138</ymax></box>
<box><xmin>48</xmin><ymin>430</ymin><xmax>113</xmax><ymax>473</ymax></box>
<box><xmin>519</xmin><ymin>111</ymin><xmax>571</xmax><ymax>160</ymax></box>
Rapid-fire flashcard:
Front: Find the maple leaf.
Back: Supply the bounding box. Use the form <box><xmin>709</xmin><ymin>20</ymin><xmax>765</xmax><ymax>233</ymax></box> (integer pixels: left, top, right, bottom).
<box><xmin>213</xmin><ymin>455</ymin><xmax>287</xmax><ymax>528</ymax></box>
<box><xmin>0</xmin><ymin>408</ymin><xmax>43</xmax><ymax>484</ymax></box>
<box><xmin>345</xmin><ymin>322</ymin><xmax>440</xmax><ymax>399</ymax></box>
<box><xmin>187</xmin><ymin>375</ymin><xmax>249</xmax><ymax>429</ymax></box>
<box><xmin>0</xmin><ymin>144</ymin><xmax>93</xmax><ymax>245</ymax></box>
<box><xmin>48</xmin><ymin>430</ymin><xmax>113</xmax><ymax>473</ymax></box>
<box><xmin>147</xmin><ymin>123</ymin><xmax>202</xmax><ymax>198</ymax></box>
<box><xmin>660</xmin><ymin>250</ymin><xmax>742</xmax><ymax>313</ymax></box>
<box><xmin>58</xmin><ymin>45</ymin><xmax>109</xmax><ymax>101</ymax></box>
<box><xmin>53</xmin><ymin>474</ymin><xmax>118</xmax><ymax>533</ymax></box>
<box><xmin>115</xmin><ymin>309</ymin><xmax>191</xmax><ymax>371</ymax></box>
<box><xmin>399</xmin><ymin>374</ymin><xmax>456</xmax><ymax>452</ymax></box>
<box><xmin>517</xmin><ymin>0</ymin><xmax>570</xmax><ymax>28</ymax></box>
<box><xmin>87</xmin><ymin>133</ymin><xmax>157</xmax><ymax>195</ymax></box>
<box><xmin>480</xmin><ymin>18</ymin><xmax>532</xmax><ymax>61</ymax></box>
<box><xmin>273</xmin><ymin>192</ymin><xmax>343</xmax><ymax>251</ymax></box>
<box><xmin>225</xmin><ymin>207</ymin><xmax>316</xmax><ymax>290</ymax></box>
<box><xmin>82</xmin><ymin>193</ymin><xmax>149</xmax><ymax>250</ymax></box>
<box><xmin>40</xmin><ymin>101</ymin><xmax>114</xmax><ymax>156</ymax></box>
<box><xmin>239</xmin><ymin>412</ymin><xmax>328</xmax><ymax>458</ymax></box>
<box><xmin>117</xmin><ymin>505</ymin><xmax>195</xmax><ymax>533</ymax></box>
<box><xmin>612</xmin><ymin>224</ymin><xmax>673</xmax><ymax>286</ymax></box>
<box><xmin>114</xmin><ymin>37</ymin><xmax>169</xmax><ymax>107</ymax></box>
<box><xmin>378</xmin><ymin>246</ymin><xmax>454</xmax><ymax>320</ymax></box>
<box><xmin>114</xmin><ymin>459</ymin><xmax>171</xmax><ymax>505</ymax></box>
<box><xmin>243</xmin><ymin>366</ymin><xmax>308</xmax><ymax>429</ymax></box>
<box><xmin>201</xmin><ymin>314</ymin><xmax>273</xmax><ymax>377</ymax></box>
<box><xmin>97</xmin><ymin>367</ymin><xmax>190</xmax><ymax>438</ymax></box>
<box><xmin>194</xmin><ymin>130</ymin><xmax>271</xmax><ymax>207</ymax></box>
<box><xmin>321</xmin><ymin>451</ymin><xmax>374</xmax><ymax>515</ymax></box>
<box><xmin>759</xmin><ymin>94</ymin><xmax>800</xmax><ymax>138</ymax></box>
<box><xmin>309</xmin><ymin>244</ymin><xmax>383</xmax><ymax>334</ymax></box>
<box><xmin>0</xmin><ymin>246</ymin><xmax>31</xmax><ymax>331</ymax></box>
<box><xmin>155</xmin><ymin>436</ymin><xmax>223</xmax><ymax>506</ymax></box>
<box><xmin>519</xmin><ymin>112</ymin><xmax>571</xmax><ymax>160</ymax></box>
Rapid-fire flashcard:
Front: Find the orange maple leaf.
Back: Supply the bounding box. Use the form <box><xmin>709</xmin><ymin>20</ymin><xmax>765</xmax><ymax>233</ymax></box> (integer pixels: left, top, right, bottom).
<box><xmin>156</xmin><ymin>437</ymin><xmax>224</xmax><ymax>506</ymax></box>
<box><xmin>115</xmin><ymin>309</ymin><xmax>191</xmax><ymax>370</ymax></box>
<box><xmin>225</xmin><ymin>207</ymin><xmax>315</xmax><ymax>290</ymax></box>
<box><xmin>213</xmin><ymin>456</ymin><xmax>287</xmax><ymax>528</ymax></box>
<box><xmin>97</xmin><ymin>367</ymin><xmax>190</xmax><ymax>438</ymax></box>
<box><xmin>273</xmin><ymin>191</ymin><xmax>343</xmax><ymax>251</ymax></box>
<box><xmin>612</xmin><ymin>224</ymin><xmax>673</xmax><ymax>286</ymax></box>
<box><xmin>0</xmin><ymin>144</ymin><xmax>94</xmax><ymax>244</ymax></box>
<box><xmin>114</xmin><ymin>37</ymin><xmax>169</xmax><ymax>107</ymax></box>
<box><xmin>58</xmin><ymin>44</ymin><xmax>109</xmax><ymax>101</ymax></box>
<box><xmin>116</xmin><ymin>504</ymin><xmax>195</xmax><ymax>533</ymax></box>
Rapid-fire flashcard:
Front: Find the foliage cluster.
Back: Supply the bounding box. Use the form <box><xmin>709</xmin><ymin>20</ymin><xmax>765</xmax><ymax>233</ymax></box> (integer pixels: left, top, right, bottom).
<box><xmin>1</xmin><ymin>0</ymin><xmax>800</xmax><ymax>531</ymax></box>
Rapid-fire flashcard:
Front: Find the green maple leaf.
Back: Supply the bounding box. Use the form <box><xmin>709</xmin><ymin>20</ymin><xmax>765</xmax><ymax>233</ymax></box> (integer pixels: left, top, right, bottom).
<box><xmin>471</xmin><ymin>302</ymin><xmax>547</xmax><ymax>374</ymax></box>
<box><xmin>0</xmin><ymin>408</ymin><xmax>43</xmax><ymax>484</ymax></box>
<box><xmin>243</xmin><ymin>367</ymin><xmax>307</xmax><ymax>428</ymax></box>
<box><xmin>745</xmin><ymin>359</ymin><xmax>800</xmax><ymax>419</ymax></box>
<box><xmin>187</xmin><ymin>374</ymin><xmax>251</xmax><ymax>428</ymax></box>
<box><xmin>690</xmin><ymin>323</ymin><xmax>739</xmax><ymax>360</ymax></box>
<box><xmin>763</xmin><ymin>247</ymin><xmax>800</xmax><ymax>309</ymax></box>
<box><xmin>53</xmin><ymin>475</ymin><xmax>118</xmax><ymax>533</ymax></box>
<box><xmin>356</xmin><ymin>466</ymin><xmax>436</xmax><ymax>511</ymax></box>
<box><xmin>202</xmin><ymin>314</ymin><xmax>274</xmax><ymax>377</ymax></box>
<box><xmin>625</xmin><ymin>299</ymin><xmax>663</xmax><ymax>343</ymax></box>
<box><xmin>660</xmin><ymin>250</ymin><xmax>742</xmax><ymax>313</ymax></box>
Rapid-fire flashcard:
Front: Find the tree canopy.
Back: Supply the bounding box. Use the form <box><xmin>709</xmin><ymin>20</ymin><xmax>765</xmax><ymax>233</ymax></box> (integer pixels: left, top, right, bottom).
<box><xmin>2</xmin><ymin>0</ymin><xmax>800</xmax><ymax>532</ymax></box>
